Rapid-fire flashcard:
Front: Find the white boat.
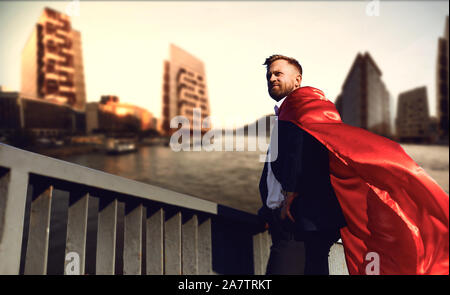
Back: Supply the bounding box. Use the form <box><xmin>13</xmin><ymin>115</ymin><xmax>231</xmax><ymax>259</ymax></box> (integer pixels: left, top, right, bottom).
<box><xmin>106</xmin><ymin>138</ymin><xmax>137</xmax><ymax>154</ymax></box>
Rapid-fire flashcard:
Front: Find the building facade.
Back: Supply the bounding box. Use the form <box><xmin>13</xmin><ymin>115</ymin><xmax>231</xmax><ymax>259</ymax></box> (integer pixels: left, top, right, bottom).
<box><xmin>86</xmin><ymin>95</ymin><xmax>155</xmax><ymax>134</ymax></box>
<box><xmin>334</xmin><ymin>52</ymin><xmax>391</xmax><ymax>138</ymax></box>
<box><xmin>0</xmin><ymin>90</ymin><xmax>84</xmax><ymax>137</ymax></box>
<box><xmin>161</xmin><ymin>44</ymin><xmax>211</xmax><ymax>135</ymax></box>
<box><xmin>436</xmin><ymin>16</ymin><xmax>449</xmax><ymax>142</ymax></box>
<box><xmin>21</xmin><ymin>7</ymin><xmax>86</xmax><ymax>112</ymax></box>
<box><xmin>0</xmin><ymin>91</ymin><xmax>22</xmax><ymax>135</ymax></box>
<box><xmin>396</xmin><ymin>86</ymin><xmax>431</xmax><ymax>142</ymax></box>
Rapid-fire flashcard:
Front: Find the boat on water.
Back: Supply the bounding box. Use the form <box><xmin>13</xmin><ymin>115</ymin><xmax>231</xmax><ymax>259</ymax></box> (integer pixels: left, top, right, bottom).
<box><xmin>105</xmin><ymin>138</ymin><xmax>137</xmax><ymax>154</ymax></box>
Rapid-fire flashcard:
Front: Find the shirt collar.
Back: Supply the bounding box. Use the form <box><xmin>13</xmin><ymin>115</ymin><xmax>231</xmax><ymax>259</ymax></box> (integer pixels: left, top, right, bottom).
<box><xmin>274</xmin><ymin>96</ymin><xmax>286</xmax><ymax>116</ymax></box>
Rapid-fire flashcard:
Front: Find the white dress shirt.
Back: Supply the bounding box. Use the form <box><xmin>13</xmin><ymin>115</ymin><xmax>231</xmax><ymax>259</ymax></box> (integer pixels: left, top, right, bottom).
<box><xmin>266</xmin><ymin>97</ymin><xmax>286</xmax><ymax>209</ymax></box>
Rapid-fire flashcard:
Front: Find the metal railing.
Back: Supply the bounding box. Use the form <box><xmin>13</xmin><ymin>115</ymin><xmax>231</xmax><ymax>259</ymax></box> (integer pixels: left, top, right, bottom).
<box><xmin>0</xmin><ymin>143</ymin><xmax>347</xmax><ymax>275</ymax></box>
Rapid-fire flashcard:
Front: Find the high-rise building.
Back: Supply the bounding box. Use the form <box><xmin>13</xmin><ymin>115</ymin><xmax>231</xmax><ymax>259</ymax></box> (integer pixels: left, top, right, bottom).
<box><xmin>334</xmin><ymin>52</ymin><xmax>391</xmax><ymax>138</ymax></box>
<box><xmin>396</xmin><ymin>86</ymin><xmax>431</xmax><ymax>142</ymax></box>
<box><xmin>161</xmin><ymin>44</ymin><xmax>211</xmax><ymax>135</ymax></box>
<box><xmin>21</xmin><ymin>7</ymin><xmax>86</xmax><ymax>112</ymax></box>
<box><xmin>436</xmin><ymin>15</ymin><xmax>449</xmax><ymax>142</ymax></box>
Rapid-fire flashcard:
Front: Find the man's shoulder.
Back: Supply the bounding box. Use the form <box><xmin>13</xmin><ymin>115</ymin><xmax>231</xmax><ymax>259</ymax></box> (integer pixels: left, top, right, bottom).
<box><xmin>277</xmin><ymin>119</ymin><xmax>307</xmax><ymax>135</ymax></box>
<box><xmin>277</xmin><ymin>119</ymin><xmax>323</xmax><ymax>147</ymax></box>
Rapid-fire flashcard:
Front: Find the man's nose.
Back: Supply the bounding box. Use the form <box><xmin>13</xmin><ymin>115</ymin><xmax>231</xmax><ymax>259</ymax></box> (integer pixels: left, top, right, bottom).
<box><xmin>268</xmin><ymin>74</ymin><xmax>277</xmax><ymax>83</ymax></box>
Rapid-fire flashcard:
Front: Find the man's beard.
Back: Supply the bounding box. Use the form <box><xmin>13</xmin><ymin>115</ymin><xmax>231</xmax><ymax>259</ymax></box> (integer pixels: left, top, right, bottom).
<box><xmin>269</xmin><ymin>85</ymin><xmax>294</xmax><ymax>101</ymax></box>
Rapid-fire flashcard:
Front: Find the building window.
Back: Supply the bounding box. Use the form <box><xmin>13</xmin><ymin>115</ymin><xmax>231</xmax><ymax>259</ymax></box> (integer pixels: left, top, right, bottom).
<box><xmin>45</xmin><ymin>22</ymin><xmax>57</xmax><ymax>35</ymax></box>
<box><xmin>45</xmin><ymin>8</ymin><xmax>58</xmax><ymax>20</ymax></box>
<box><xmin>46</xmin><ymin>63</ymin><xmax>55</xmax><ymax>73</ymax></box>
<box><xmin>60</xmin><ymin>19</ymin><xmax>70</xmax><ymax>32</ymax></box>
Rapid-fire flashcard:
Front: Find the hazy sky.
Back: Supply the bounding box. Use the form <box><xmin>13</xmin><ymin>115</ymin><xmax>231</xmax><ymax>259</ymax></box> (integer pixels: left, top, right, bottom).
<box><xmin>0</xmin><ymin>1</ymin><xmax>448</xmax><ymax>128</ymax></box>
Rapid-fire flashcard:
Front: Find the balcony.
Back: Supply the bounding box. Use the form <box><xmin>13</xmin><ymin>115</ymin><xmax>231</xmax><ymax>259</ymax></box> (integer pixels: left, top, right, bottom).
<box><xmin>0</xmin><ymin>143</ymin><xmax>347</xmax><ymax>275</ymax></box>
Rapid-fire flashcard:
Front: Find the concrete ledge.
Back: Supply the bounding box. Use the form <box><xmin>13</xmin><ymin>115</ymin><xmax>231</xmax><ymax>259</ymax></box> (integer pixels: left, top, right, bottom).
<box><xmin>1</xmin><ymin>143</ymin><xmax>218</xmax><ymax>214</ymax></box>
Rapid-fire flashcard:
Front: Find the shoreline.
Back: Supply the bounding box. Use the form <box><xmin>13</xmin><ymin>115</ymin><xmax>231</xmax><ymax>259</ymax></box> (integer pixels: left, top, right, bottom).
<box><xmin>28</xmin><ymin>141</ymin><xmax>166</xmax><ymax>158</ymax></box>
<box><xmin>5</xmin><ymin>140</ymin><xmax>449</xmax><ymax>159</ymax></box>
<box><xmin>29</xmin><ymin>144</ymin><xmax>103</xmax><ymax>158</ymax></box>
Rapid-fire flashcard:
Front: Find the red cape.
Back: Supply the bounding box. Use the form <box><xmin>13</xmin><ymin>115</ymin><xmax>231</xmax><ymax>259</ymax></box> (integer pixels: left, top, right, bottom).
<box><xmin>278</xmin><ymin>86</ymin><xmax>449</xmax><ymax>275</ymax></box>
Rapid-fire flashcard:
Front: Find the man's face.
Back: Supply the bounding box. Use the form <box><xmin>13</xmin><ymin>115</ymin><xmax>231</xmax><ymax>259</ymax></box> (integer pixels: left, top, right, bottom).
<box><xmin>266</xmin><ymin>59</ymin><xmax>301</xmax><ymax>101</ymax></box>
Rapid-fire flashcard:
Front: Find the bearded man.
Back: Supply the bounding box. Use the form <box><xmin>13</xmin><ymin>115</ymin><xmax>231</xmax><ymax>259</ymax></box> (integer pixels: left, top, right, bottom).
<box><xmin>258</xmin><ymin>54</ymin><xmax>449</xmax><ymax>275</ymax></box>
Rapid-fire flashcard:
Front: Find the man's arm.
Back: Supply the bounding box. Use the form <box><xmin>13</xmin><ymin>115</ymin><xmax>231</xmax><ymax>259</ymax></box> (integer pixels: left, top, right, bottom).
<box><xmin>270</xmin><ymin>120</ymin><xmax>304</xmax><ymax>222</ymax></box>
<box><xmin>281</xmin><ymin>191</ymin><xmax>299</xmax><ymax>222</ymax></box>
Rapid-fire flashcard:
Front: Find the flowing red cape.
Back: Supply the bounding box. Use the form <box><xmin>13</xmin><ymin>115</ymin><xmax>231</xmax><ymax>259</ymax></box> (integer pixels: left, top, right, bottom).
<box><xmin>278</xmin><ymin>86</ymin><xmax>449</xmax><ymax>275</ymax></box>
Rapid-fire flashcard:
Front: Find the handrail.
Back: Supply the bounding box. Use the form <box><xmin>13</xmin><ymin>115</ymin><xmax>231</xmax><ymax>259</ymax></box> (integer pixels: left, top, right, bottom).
<box><xmin>0</xmin><ymin>143</ymin><xmax>218</xmax><ymax>215</ymax></box>
<box><xmin>0</xmin><ymin>143</ymin><xmax>268</xmax><ymax>275</ymax></box>
<box><xmin>0</xmin><ymin>143</ymin><xmax>347</xmax><ymax>275</ymax></box>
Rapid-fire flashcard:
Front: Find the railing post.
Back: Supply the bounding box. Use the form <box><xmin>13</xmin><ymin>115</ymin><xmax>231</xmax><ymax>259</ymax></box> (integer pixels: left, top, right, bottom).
<box><xmin>328</xmin><ymin>242</ymin><xmax>349</xmax><ymax>275</ymax></box>
<box><xmin>24</xmin><ymin>183</ymin><xmax>53</xmax><ymax>275</ymax></box>
<box><xmin>198</xmin><ymin>217</ymin><xmax>212</xmax><ymax>274</ymax></box>
<box><xmin>0</xmin><ymin>168</ymin><xmax>29</xmax><ymax>275</ymax></box>
<box><xmin>253</xmin><ymin>229</ymin><xmax>272</xmax><ymax>275</ymax></box>
<box><xmin>182</xmin><ymin>214</ymin><xmax>198</xmax><ymax>275</ymax></box>
<box><xmin>164</xmin><ymin>211</ymin><xmax>182</xmax><ymax>274</ymax></box>
<box><xmin>64</xmin><ymin>191</ymin><xmax>89</xmax><ymax>275</ymax></box>
<box><xmin>253</xmin><ymin>232</ymin><xmax>263</xmax><ymax>275</ymax></box>
<box><xmin>261</xmin><ymin>230</ymin><xmax>271</xmax><ymax>273</ymax></box>
<box><xmin>146</xmin><ymin>207</ymin><xmax>164</xmax><ymax>275</ymax></box>
<box><xmin>96</xmin><ymin>198</ymin><xmax>118</xmax><ymax>275</ymax></box>
<box><xmin>124</xmin><ymin>202</ymin><xmax>143</xmax><ymax>275</ymax></box>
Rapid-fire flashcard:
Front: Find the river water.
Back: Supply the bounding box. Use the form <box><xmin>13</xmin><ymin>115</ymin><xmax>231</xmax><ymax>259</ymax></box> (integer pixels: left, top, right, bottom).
<box><xmin>58</xmin><ymin>140</ymin><xmax>449</xmax><ymax>214</ymax></box>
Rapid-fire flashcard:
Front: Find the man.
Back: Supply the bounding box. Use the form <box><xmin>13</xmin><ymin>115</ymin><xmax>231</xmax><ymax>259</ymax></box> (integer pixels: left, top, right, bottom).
<box><xmin>258</xmin><ymin>54</ymin><xmax>449</xmax><ymax>275</ymax></box>
<box><xmin>259</xmin><ymin>55</ymin><xmax>346</xmax><ymax>275</ymax></box>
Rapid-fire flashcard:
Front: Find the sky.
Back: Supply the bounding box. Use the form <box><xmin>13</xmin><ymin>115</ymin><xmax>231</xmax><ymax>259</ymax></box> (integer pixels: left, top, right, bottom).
<box><xmin>0</xmin><ymin>1</ymin><xmax>448</xmax><ymax>129</ymax></box>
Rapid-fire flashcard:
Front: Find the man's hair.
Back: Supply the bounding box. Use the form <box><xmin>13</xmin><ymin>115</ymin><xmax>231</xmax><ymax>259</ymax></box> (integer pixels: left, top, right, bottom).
<box><xmin>263</xmin><ymin>54</ymin><xmax>303</xmax><ymax>76</ymax></box>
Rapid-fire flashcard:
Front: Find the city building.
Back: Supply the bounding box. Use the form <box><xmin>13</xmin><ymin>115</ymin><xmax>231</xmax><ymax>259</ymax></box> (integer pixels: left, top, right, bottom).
<box><xmin>86</xmin><ymin>95</ymin><xmax>156</xmax><ymax>134</ymax></box>
<box><xmin>436</xmin><ymin>15</ymin><xmax>449</xmax><ymax>142</ymax></box>
<box><xmin>21</xmin><ymin>7</ymin><xmax>86</xmax><ymax>112</ymax></box>
<box><xmin>0</xmin><ymin>90</ymin><xmax>84</xmax><ymax>137</ymax></box>
<box><xmin>161</xmin><ymin>44</ymin><xmax>211</xmax><ymax>135</ymax></box>
<box><xmin>334</xmin><ymin>52</ymin><xmax>391</xmax><ymax>138</ymax></box>
<box><xmin>429</xmin><ymin>116</ymin><xmax>440</xmax><ymax>143</ymax></box>
<box><xmin>85</xmin><ymin>102</ymin><xmax>100</xmax><ymax>134</ymax></box>
<box><xmin>0</xmin><ymin>91</ymin><xmax>22</xmax><ymax>135</ymax></box>
<box><xmin>395</xmin><ymin>86</ymin><xmax>431</xmax><ymax>142</ymax></box>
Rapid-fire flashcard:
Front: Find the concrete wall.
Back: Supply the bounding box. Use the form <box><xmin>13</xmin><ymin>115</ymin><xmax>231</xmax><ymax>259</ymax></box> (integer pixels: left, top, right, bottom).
<box><xmin>21</xmin><ymin>26</ymin><xmax>38</xmax><ymax>98</ymax></box>
<box><xmin>71</xmin><ymin>30</ymin><xmax>87</xmax><ymax>112</ymax></box>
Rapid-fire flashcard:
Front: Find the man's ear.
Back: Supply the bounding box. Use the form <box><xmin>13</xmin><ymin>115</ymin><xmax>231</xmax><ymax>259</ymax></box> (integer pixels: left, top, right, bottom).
<box><xmin>295</xmin><ymin>74</ymin><xmax>302</xmax><ymax>88</ymax></box>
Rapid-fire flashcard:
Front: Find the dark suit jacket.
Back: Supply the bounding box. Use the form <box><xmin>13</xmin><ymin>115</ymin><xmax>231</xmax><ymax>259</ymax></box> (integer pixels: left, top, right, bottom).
<box><xmin>258</xmin><ymin>120</ymin><xmax>346</xmax><ymax>231</ymax></box>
